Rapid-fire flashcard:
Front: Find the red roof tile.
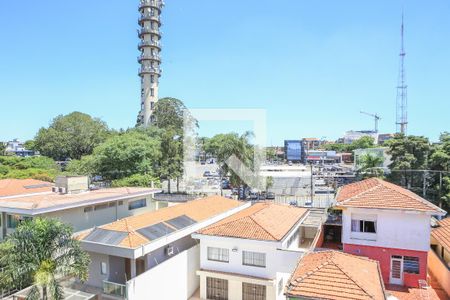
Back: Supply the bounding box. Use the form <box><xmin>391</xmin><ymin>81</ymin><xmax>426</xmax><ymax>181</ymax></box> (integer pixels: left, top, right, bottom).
<box><xmin>431</xmin><ymin>218</ymin><xmax>450</xmax><ymax>252</ymax></box>
<box><xmin>286</xmin><ymin>251</ymin><xmax>386</xmax><ymax>300</ymax></box>
<box><xmin>197</xmin><ymin>203</ymin><xmax>308</xmax><ymax>241</ymax></box>
<box><xmin>0</xmin><ymin>179</ymin><xmax>53</xmax><ymax>197</ymax></box>
<box><xmin>336</xmin><ymin>178</ymin><xmax>445</xmax><ymax>214</ymax></box>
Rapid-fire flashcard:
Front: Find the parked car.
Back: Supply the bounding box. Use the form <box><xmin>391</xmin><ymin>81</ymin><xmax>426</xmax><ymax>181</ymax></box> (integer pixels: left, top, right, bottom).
<box><xmin>203</xmin><ymin>171</ymin><xmax>211</xmax><ymax>177</ymax></box>
<box><xmin>266</xmin><ymin>192</ymin><xmax>275</xmax><ymax>200</ymax></box>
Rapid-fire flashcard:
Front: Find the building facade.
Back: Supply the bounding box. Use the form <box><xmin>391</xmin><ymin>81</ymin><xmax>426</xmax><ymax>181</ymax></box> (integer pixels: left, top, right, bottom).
<box><xmin>193</xmin><ymin>203</ymin><xmax>321</xmax><ymax>300</ymax></box>
<box><xmin>335</xmin><ymin>178</ymin><xmax>446</xmax><ymax>288</ymax></box>
<box><xmin>137</xmin><ymin>0</ymin><xmax>164</xmax><ymax>126</ymax></box>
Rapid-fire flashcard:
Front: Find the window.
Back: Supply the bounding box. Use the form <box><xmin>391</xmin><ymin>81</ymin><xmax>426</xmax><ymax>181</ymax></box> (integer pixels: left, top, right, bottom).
<box><xmin>129</xmin><ymin>199</ymin><xmax>147</xmax><ymax>210</ymax></box>
<box><xmin>207</xmin><ymin>247</ymin><xmax>229</xmax><ymax>263</ymax></box>
<box><xmin>206</xmin><ymin>277</ymin><xmax>228</xmax><ymax>300</ymax></box>
<box><xmin>351</xmin><ymin>219</ymin><xmax>376</xmax><ymax>233</ymax></box>
<box><xmin>118</xmin><ymin>200</ymin><xmax>124</xmax><ymax>206</ymax></box>
<box><xmin>150</xmin><ymin>75</ymin><xmax>155</xmax><ymax>83</ymax></box>
<box><xmin>94</xmin><ymin>203</ymin><xmax>109</xmax><ymax>211</ymax></box>
<box><xmin>7</xmin><ymin>215</ymin><xmax>30</xmax><ymax>229</ymax></box>
<box><xmin>278</xmin><ymin>278</ymin><xmax>284</xmax><ymax>295</ymax></box>
<box><xmin>242</xmin><ymin>283</ymin><xmax>266</xmax><ymax>300</ymax></box>
<box><xmin>150</xmin><ymin>88</ymin><xmax>154</xmax><ymax>96</ymax></box>
<box><xmin>403</xmin><ymin>256</ymin><xmax>419</xmax><ymax>274</ymax></box>
<box><xmin>243</xmin><ymin>251</ymin><xmax>266</xmax><ymax>268</ymax></box>
<box><xmin>83</xmin><ymin>206</ymin><xmax>93</xmax><ymax>213</ymax></box>
<box><xmin>100</xmin><ymin>262</ymin><xmax>107</xmax><ymax>275</ymax></box>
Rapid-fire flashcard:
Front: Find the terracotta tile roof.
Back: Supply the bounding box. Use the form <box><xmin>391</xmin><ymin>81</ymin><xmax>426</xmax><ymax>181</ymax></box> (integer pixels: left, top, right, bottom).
<box><xmin>385</xmin><ymin>284</ymin><xmax>444</xmax><ymax>300</ymax></box>
<box><xmin>336</xmin><ymin>178</ymin><xmax>445</xmax><ymax>214</ymax></box>
<box><xmin>197</xmin><ymin>203</ymin><xmax>308</xmax><ymax>241</ymax></box>
<box><xmin>0</xmin><ymin>179</ymin><xmax>53</xmax><ymax>197</ymax></box>
<box><xmin>286</xmin><ymin>251</ymin><xmax>386</xmax><ymax>300</ymax></box>
<box><xmin>0</xmin><ymin>186</ymin><xmax>159</xmax><ymax>212</ymax></box>
<box><xmin>431</xmin><ymin>218</ymin><xmax>450</xmax><ymax>252</ymax></box>
<box><xmin>80</xmin><ymin>195</ymin><xmax>244</xmax><ymax>249</ymax></box>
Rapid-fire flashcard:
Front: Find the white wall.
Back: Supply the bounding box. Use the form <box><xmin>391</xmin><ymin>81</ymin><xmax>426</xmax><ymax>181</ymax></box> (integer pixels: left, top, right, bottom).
<box><xmin>86</xmin><ymin>252</ymin><xmax>110</xmax><ymax>288</ymax></box>
<box><xmin>43</xmin><ymin>196</ymin><xmax>160</xmax><ymax>233</ymax></box>
<box><xmin>342</xmin><ymin>208</ymin><xmax>431</xmax><ymax>251</ymax></box>
<box><xmin>198</xmin><ymin>235</ymin><xmax>303</xmax><ymax>280</ymax></box>
<box><xmin>127</xmin><ymin>245</ymin><xmax>200</xmax><ymax>300</ymax></box>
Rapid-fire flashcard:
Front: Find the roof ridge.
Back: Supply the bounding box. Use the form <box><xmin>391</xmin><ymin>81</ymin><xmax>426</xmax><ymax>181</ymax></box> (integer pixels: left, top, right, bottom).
<box><xmin>378</xmin><ymin>180</ymin><xmax>444</xmax><ymax>212</ymax></box>
<box><xmin>199</xmin><ymin>203</ymin><xmax>268</xmax><ymax>233</ymax></box>
<box><xmin>339</xmin><ymin>180</ymin><xmax>383</xmax><ymax>204</ymax></box>
<box><xmin>332</xmin><ymin>256</ymin><xmax>375</xmax><ymax>299</ymax></box>
<box><xmin>248</xmin><ymin>212</ymin><xmax>278</xmax><ymax>240</ymax></box>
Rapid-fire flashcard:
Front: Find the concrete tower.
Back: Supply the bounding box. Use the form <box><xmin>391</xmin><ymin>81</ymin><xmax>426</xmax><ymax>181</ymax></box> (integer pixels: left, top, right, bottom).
<box><xmin>137</xmin><ymin>0</ymin><xmax>164</xmax><ymax>126</ymax></box>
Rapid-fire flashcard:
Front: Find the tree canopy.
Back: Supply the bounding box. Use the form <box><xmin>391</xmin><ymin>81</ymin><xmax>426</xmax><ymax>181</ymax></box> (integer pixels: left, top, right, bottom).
<box><xmin>324</xmin><ymin>136</ymin><xmax>376</xmax><ymax>152</ymax></box>
<box><xmin>34</xmin><ymin>112</ymin><xmax>110</xmax><ymax>161</ymax></box>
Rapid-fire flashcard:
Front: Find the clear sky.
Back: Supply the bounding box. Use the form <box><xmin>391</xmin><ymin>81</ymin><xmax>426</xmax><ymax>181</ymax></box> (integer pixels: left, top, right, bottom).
<box><xmin>0</xmin><ymin>0</ymin><xmax>449</xmax><ymax>145</ymax></box>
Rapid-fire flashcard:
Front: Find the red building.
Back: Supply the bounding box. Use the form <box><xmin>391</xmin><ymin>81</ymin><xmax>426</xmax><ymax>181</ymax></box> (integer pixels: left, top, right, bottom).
<box><xmin>335</xmin><ymin>178</ymin><xmax>446</xmax><ymax>288</ymax></box>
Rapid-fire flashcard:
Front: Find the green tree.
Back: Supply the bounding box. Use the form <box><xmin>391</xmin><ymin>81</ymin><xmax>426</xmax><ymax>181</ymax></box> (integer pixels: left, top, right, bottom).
<box><xmin>24</xmin><ymin>140</ymin><xmax>36</xmax><ymax>151</ymax></box>
<box><xmin>73</xmin><ymin>131</ymin><xmax>161</xmax><ymax>180</ymax></box>
<box><xmin>357</xmin><ymin>153</ymin><xmax>384</xmax><ymax>178</ymax></box>
<box><xmin>0</xmin><ymin>156</ymin><xmax>59</xmax><ymax>181</ymax></box>
<box><xmin>386</xmin><ymin>134</ymin><xmax>430</xmax><ymax>188</ymax></box>
<box><xmin>205</xmin><ymin>132</ymin><xmax>257</xmax><ymax>195</ymax></box>
<box><xmin>0</xmin><ymin>142</ymin><xmax>6</xmax><ymax>156</ymax></box>
<box><xmin>111</xmin><ymin>173</ymin><xmax>161</xmax><ymax>188</ymax></box>
<box><xmin>0</xmin><ymin>218</ymin><xmax>90</xmax><ymax>299</ymax></box>
<box><xmin>35</xmin><ymin>112</ymin><xmax>109</xmax><ymax>161</ymax></box>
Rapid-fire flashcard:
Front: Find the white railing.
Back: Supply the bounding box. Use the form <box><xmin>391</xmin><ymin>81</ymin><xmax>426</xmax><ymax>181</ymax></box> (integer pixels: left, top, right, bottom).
<box><xmin>139</xmin><ymin>0</ymin><xmax>164</xmax><ymax>9</ymax></box>
<box><xmin>138</xmin><ymin>40</ymin><xmax>161</xmax><ymax>48</ymax></box>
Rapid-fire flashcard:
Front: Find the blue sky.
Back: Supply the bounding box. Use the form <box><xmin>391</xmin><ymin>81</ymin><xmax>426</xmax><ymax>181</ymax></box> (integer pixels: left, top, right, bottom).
<box><xmin>0</xmin><ymin>0</ymin><xmax>449</xmax><ymax>145</ymax></box>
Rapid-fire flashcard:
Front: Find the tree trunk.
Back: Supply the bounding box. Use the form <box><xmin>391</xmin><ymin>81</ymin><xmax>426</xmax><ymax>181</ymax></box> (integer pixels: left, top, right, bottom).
<box><xmin>168</xmin><ymin>179</ymin><xmax>171</xmax><ymax>194</ymax></box>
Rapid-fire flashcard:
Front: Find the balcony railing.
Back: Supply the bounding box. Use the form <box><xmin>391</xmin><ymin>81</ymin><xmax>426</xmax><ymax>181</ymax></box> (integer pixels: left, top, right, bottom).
<box><xmin>139</xmin><ymin>14</ymin><xmax>160</xmax><ymax>24</ymax></box>
<box><xmin>103</xmin><ymin>280</ymin><xmax>127</xmax><ymax>299</ymax></box>
<box><xmin>138</xmin><ymin>27</ymin><xmax>161</xmax><ymax>37</ymax></box>
<box><xmin>138</xmin><ymin>54</ymin><xmax>161</xmax><ymax>63</ymax></box>
<box><xmin>139</xmin><ymin>67</ymin><xmax>162</xmax><ymax>76</ymax></box>
<box><xmin>139</xmin><ymin>0</ymin><xmax>165</xmax><ymax>10</ymax></box>
<box><xmin>138</xmin><ymin>40</ymin><xmax>161</xmax><ymax>50</ymax></box>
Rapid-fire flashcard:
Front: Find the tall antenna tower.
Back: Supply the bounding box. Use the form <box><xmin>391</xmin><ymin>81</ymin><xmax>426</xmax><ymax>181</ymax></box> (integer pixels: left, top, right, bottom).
<box><xmin>396</xmin><ymin>13</ymin><xmax>408</xmax><ymax>134</ymax></box>
<box><xmin>137</xmin><ymin>0</ymin><xmax>164</xmax><ymax>126</ymax></box>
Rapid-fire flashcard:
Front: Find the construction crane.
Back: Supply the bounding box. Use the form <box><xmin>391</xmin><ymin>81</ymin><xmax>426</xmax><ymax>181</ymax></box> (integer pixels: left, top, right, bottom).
<box><xmin>360</xmin><ymin>111</ymin><xmax>381</xmax><ymax>133</ymax></box>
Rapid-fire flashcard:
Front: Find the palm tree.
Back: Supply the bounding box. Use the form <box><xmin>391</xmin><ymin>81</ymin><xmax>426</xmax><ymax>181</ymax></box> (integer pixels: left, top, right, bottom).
<box><xmin>358</xmin><ymin>153</ymin><xmax>384</xmax><ymax>178</ymax></box>
<box><xmin>0</xmin><ymin>218</ymin><xmax>90</xmax><ymax>300</ymax></box>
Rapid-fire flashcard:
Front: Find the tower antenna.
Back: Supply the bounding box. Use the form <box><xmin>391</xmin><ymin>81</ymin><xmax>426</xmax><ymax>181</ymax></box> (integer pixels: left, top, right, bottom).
<box><xmin>137</xmin><ymin>0</ymin><xmax>164</xmax><ymax>126</ymax></box>
<box><xmin>396</xmin><ymin>12</ymin><xmax>408</xmax><ymax>134</ymax></box>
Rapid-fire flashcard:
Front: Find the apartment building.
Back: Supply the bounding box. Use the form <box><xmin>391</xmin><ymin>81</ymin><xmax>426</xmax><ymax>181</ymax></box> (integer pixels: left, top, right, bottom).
<box><xmin>76</xmin><ymin>196</ymin><xmax>248</xmax><ymax>300</ymax></box>
<box><xmin>0</xmin><ymin>177</ymin><xmax>162</xmax><ymax>239</ymax></box>
<box><xmin>285</xmin><ymin>251</ymin><xmax>386</xmax><ymax>300</ymax></box>
<box><xmin>335</xmin><ymin>178</ymin><xmax>446</xmax><ymax>288</ymax></box>
<box><xmin>192</xmin><ymin>203</ymin><xmax>322</xmax><ymax>300</ymax></box>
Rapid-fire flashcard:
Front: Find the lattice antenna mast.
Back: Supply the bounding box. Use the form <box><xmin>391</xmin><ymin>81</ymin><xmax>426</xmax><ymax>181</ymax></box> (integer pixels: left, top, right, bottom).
<box><xmin>396</xmin><ymin>13</ymin><xmax>408</xmax><ymax>134</ymax></box>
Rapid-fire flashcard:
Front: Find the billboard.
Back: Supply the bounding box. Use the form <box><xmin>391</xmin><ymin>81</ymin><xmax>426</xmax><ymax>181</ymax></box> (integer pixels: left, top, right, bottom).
<box><xmin>284</xmin><ymin>140</ymin><xmax>302</xmax><ymax>161</ymax></box>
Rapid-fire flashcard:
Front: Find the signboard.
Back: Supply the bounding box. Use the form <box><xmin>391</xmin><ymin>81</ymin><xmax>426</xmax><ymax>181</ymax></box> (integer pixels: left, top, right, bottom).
<box><xmin>284</xmin><ymin>140</ymin><xmax>302</xmax><ymax>161</ymax></box>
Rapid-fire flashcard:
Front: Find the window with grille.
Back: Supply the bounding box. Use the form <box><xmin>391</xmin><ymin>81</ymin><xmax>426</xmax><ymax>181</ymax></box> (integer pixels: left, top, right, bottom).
<box><xmin>403</xmin><ymin>256</ymin><xmax>419</xmax><ymax>274</ymax></box>
<box><xmin>243</xmin><ymin>251</ymin><xmax>266</xmax><ymax>268</ymax></box>
<box><xmin>207</xmin><ymin>247</ymin><xmax>229</xmax><ymax>263</ymax></box>
<box><xmin>128</xmin><ymin>199</ymin><xmax>147</xmax><ymax>210</ymax></box>
<box><xmin>242</xmin><ymin>282</ymin><xmax>266</xmax><ymax>300</ymax></box>
<box><xmin>206</xmin><ymin>277</ymin><xmax>228</xmax><ymax>300</ymax></box>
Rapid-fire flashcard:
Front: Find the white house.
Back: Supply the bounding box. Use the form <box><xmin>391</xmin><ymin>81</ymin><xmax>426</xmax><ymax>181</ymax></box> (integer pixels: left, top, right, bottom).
<box><xmin>76</xmin><ymin>195</ymin><xmax>249</xmax><ymax>300</ymax></box>
<box><xmin>335</xmin><ymin>178</ymin><xmax>446</xmax><ymax>288</ymax></box>
<box><xmin>0</xmin><ymin>177</ymin><xmax>162</xmax><ymax>240</ymax></box>
<box><xmin>192</xmin><ymin>203</ymin><xmax>322</xmax><ymax>300</ymax></box>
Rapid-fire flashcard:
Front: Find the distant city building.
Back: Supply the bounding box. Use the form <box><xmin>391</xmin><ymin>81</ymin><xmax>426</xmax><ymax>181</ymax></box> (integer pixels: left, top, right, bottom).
<box><xmin>377</xmin><ymin>133</ymin><xmax>395</xmax><ymax>145</ymax></box>
<box><xmin>4</xmin><ymin>138</ymin><xmax>37</xmax><ymax>157</ymax></box>
<box><xmin>284</xmin><ymin>140</ymin><xmax>302</xmax><ymax>162</ymax></box>
<box><xmin>343</xmin><ymin>130</ymin><xmax>378</xmax><ymax>144</ymax></box>
<box><xmin>306</xmin><ymin>150</ymin><xmax>341</xmax><ymax>165</ymax></box>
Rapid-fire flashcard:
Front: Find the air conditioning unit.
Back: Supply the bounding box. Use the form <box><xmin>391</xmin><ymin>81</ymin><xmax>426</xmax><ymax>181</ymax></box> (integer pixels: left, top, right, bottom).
<box><xmin>166</xmin><ymin>245</ymin><xmax>174</xmax><ymax>256</ymax></box>
<box><xmin>58</xmin><ymin>187</ymin><xmax>66</xmax><ymax>194</ymax></box>
<box><xmin>52</xmin><ymin>187</ymin><xmax>58</xmax><ymax>193</ymax></box>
